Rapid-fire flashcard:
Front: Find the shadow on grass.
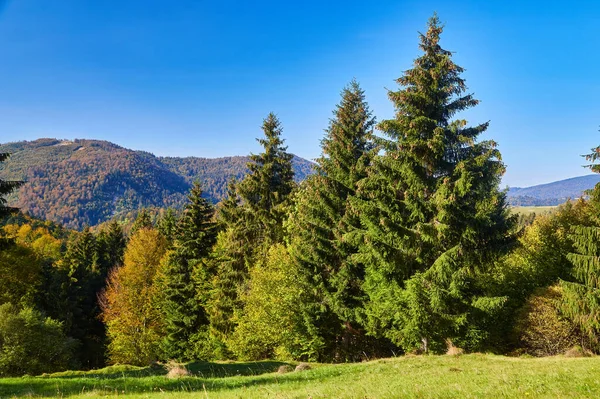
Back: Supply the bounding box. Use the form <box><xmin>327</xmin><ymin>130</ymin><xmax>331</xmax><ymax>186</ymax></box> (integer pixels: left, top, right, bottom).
<box><xmin>0</xmin><ymin>360</ymin><xmax>308</xmax><ymax>398</ymax></box>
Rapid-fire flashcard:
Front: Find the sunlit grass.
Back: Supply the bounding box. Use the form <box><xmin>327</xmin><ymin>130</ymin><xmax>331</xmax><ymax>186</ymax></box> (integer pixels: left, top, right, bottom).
<box><xmin>2</xmin><ymin>354</ymin><xmax>600</xmax><ymax>398</ymax></box>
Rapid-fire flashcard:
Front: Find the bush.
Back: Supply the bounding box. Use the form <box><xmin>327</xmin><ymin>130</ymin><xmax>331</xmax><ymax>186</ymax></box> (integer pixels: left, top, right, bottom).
<box><xmin>513</xmin><ymin>286</ymin><xmax>579</xmax><ymax>356</ymax></box>
<box><xmin>0</xmin><ymin>303</ymin><xmax>77</xmax><ymax>376</ymax></box>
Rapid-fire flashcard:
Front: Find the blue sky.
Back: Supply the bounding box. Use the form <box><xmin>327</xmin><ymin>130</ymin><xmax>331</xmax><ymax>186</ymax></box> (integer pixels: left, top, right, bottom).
<box><xmin>0</xmin><ymin>0</ymin><xmax>599</xmax><ymax>187</ymax></box>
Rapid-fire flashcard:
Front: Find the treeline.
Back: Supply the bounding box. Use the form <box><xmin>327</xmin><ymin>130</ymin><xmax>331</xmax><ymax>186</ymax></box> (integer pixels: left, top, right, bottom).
<box><xmin>2</xmin><ymin>15</ymin><xmax>600</xmax><ymax>376</ymax></box>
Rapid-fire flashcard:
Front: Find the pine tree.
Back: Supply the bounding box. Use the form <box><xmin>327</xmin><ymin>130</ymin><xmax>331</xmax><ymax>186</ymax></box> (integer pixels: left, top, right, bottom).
<box><xmin>0</xmin><ymin>152</ymin><xmax>22</xmax><ymax>219</ymax></box>
<box><xmin>60</xmin><ymin>228</ymin><xmax>106</xmax><ymax>367</ymax></box>
<box><xmin>237</xmin><ymin>113</ymin><xmax>295</xmax><ymax>243</ymax></box>
<box><xmin>157</xmin><ymin>208</ymin><xmax>178</xmax><ymax>244</ymax></box>
<box><xmin>353</xmin><ymin>14</ymin><xmax>513</xmax><ymax>352</ymax></box>
<box><xmin>209</xmin><ymin>113</ymin><xmax>295</xmax><ymax>345</ymax></box>
<box><xmin>287</xmin><ymin>81</ymin><xmax>378</xmax><ymax>360</ymax></box>
<box><xmin>162</xmin><ymin>182</ymin><xmax>217</xmax><ymax>360</ymax></box>
<box><xmin>559</xmin><ymin>143</ymin><xmax>600</xmax><ymax>351</ymax></box>
<box><xmin>96</xmin><ymin>220</ymin><xmax>126</xmax><ymax>279</ymax></box>
<box><xmin>131</xmin><ymin>209</ymin><xmax>153</xmax><ymax>235</ymax></box>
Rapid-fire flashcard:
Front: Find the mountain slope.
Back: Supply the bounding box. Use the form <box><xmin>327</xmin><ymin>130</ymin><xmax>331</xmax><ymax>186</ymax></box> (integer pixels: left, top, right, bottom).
<box><xmin>0</xmin><ymin>139</ymin><xmax>314</xmax><ymax>229</ymax></box>
<box><xmin>507</xmin><ymin>174</ymin><xmax>600</xmax><ymax>206</ymax></box>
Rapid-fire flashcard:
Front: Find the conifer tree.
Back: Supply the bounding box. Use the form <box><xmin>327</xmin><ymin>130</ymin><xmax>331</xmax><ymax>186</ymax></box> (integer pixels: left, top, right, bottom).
<box><xmin>60</xmin><ymin>228</ymin><xmax>106</xmax><ymax>367</ymax></box>
<box><xmin>96</xmin><ymin>220</ymin><xmax>126</xmax><ymax>279</ymax></box>
<box><xmin>209</xmin><ymin>114</ymin><xmax>295</xmax><ymax>345</ymax></box>
<box><xmin>353</xmin><ymin>15</ymin><xmax>513</xmax><ymax>352</ymax></box>
<box><xmin>237</xmin><ymin>113</ymin><xmax>295</xmax><ymax>243</ymax></box>
<box><xmin>0</xmin><ymin>153</ymin><xmax>22</xmax><ymax>218</ymax></box>
<box><xmin>161</xmin><ymin>182</ymin><xmax>217</xmax><ymax>360</ymax></box>
<box><xmin>157</xmin><ymin>208</ymin><xmax>178</xmax><ymax>244</ymax></box>
<box><xmin>287</xmin><ymin>81</ymin><xmax>377</xmax><ymax>360</ymax></box>
<box><xmin>131</xmin><ymin>209</ymin><xmax>153</xmax><ymax>235</ymax></box>
<box><xmin>559</xmin><ymin>143</ymin><xmax>600</xmax><ymax>351</ymax></box>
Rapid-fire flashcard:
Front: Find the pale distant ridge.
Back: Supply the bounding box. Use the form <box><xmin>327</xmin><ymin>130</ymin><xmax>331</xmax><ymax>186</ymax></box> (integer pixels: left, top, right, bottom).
<box><xmin>507</xmin><ymin>174</ymin><xmax>600</xmax><ymax>206</ymax></box>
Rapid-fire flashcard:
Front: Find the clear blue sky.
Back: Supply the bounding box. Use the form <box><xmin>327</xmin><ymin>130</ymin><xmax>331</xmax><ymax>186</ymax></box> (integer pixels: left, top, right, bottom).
<box><xmin>0</xmin><ymin>0</ymin><xmax>599</xmax><ymax>187</ymax></box>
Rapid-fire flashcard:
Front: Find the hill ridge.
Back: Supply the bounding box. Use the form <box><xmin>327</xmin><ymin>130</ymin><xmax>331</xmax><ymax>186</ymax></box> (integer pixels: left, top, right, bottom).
<box><xmin>0</xmin><ymin>138</ymin><xmax>315</xmax><ymax>229</ymax></box>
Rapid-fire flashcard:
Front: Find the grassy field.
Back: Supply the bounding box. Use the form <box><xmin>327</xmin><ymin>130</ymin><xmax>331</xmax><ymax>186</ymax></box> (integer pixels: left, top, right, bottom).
<box><xmin>510</xmin><ymin>206</ymin><xmax>558</xmax><ymax>216</ymax></box>
<box><xmin>2</xmin><ymin>354</ymin><xmax>600</xmax><ymax>398</ymax></box>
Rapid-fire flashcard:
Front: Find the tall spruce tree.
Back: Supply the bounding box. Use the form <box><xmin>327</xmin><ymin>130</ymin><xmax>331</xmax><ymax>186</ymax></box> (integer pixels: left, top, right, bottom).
<box><xmin>96</xmin><ymin>220</ymin><xmax>126</xmax><ymax>279</ymax></box>
<box><xmin>209</xmin><ymin>113</ymin><xmax>295</xmax><ymax>344</ymax></box>
<box><xmin>60</xmin><ymin>228</ymin><xmax>106</xmax><ymax>367</ymax></box>
<box><xmin>287</xmin><ymin>81</ymin><xmax>378</xmax><ymax>360</ymax></box>
<box><xmin>131</xmin><ymin>209</ymin><xmax>153</xmax><ymax>235</ymax></box>
<box><xmin>162</xmin><ymin>182</ymin><xmax>217</xmax><ymax>360</ymax></box>
<box><xmin>560</xmin><ymin>143</ymin><xmax>600</xmax><ymax>351</ymax></box>
<box><xmin>0</xmin><ymin>153</ymin><xmax>22</xmax><ymax>219</ymax></box>
<box><xmin>237</xmin><ymin>113</ymin><xmax>295</xmax><ymax>243</ymax></box>
<box><xmin>157</xmin><ymin>208</ymin><xmax>178</xmax><ymax>244</ymax></box>
<box><xmin>352</xmin><ymin>15</ymin><xmax>513</xmax><ymax>352</ymax></box>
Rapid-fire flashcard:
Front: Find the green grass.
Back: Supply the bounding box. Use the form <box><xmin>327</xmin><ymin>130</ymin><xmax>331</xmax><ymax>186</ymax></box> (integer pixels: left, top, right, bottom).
<box><xmin>511</xmin><ymin>206</ymin><xmax>558</xmax><ymax>216</ymax></box>
<box><xmin>3</xmin><ymin>354</ymin><xmax>600</xmax><ymax>398</ymax></box>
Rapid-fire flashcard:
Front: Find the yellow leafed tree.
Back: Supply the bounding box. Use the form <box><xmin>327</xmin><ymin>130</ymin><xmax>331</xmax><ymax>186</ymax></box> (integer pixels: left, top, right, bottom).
<box><xmin>100</xmin><ymin>228</ymin><xmax>168</xmax><ymax>365</ymax></box>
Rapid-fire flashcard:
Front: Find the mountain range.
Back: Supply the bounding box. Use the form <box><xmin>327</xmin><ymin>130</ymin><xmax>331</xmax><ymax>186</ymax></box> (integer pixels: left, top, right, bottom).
<box><xmin>0</xmin><ymin>139</ymin><xmax>314</xmax><ymax>229</ymax></box>
<box><xmin>1</xmin><ymin>138</ymin><xmax>599</xmax><ymax>229</ymax></box>
<box><xmin>507</xmin><ymin>174</ymin><xmax>600</xmax><ymax>206</ymax></box>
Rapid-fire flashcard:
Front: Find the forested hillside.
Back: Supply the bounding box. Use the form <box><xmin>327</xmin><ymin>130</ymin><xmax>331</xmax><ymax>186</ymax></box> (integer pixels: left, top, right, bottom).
<box><xmin>507</xmin><ymin>174</ymin><xmax>600</xmax><ymax>206</ymax></box>
<box><xmin>0</xmin><ymin>139</ymin><xmax>314</xmax><ymax>229</ymax></box>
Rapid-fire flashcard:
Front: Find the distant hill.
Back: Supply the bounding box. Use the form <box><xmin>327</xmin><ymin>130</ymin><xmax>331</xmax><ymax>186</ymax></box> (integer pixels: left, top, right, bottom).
<box><xmin>0</xmin><ymin>139</ymin><xmax>314</xmax><ymax>229</ymax></box>
<box><xmin>507</xmin><ymin>174</ymin><xmax>600</xmax><ymax>206</ymax></box>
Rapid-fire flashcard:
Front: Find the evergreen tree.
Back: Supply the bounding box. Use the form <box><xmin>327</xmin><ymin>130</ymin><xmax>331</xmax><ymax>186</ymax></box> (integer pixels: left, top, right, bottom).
<box><xmin>287</xmin><ymin>81</ymin><xmax>379</xmax><ymax>360</ymax></box>
<box><xmin>96</xmin><ymin>220</ymin><xmax>126</xmax><ymax>279</ymax></box>
<box><xmin>0</xmin><ymin>152</ymin><xmax>22</xmax><ymax>219</ymax></box>
<box><xmin>352</xmin><ymin>15</ymin><xmax>513</xmax><ymax>352</ymax></box>
<box><xmin>559</xmin><ymin>142</ymin><xmax>600</xmax><ymax>351</ymax></box>
<box><xmin>60</xmin><ymin>228</ymin><xmax>106</xmax><ymax>367</ymax></box>
<box><xmin>131</xmin><ymin>209</ymin><xmax>153</xmax><ymax>235</ymax></box>
<box><xmin>237</xmin><ymin>113</ymin><xmax>295</xmax><ymax>243</ymax></box>
<box><xmin>209</xmin><ymin>113</ymin><xmax>295</xmax><ymax>346</ymax></box>
<box><xmin>157</xmin><ymin>208</ymin><xmax>178</xmax><ymax>244</ymax></box>
<box><xmin>162</xmin><ymin>182</ymin><xmax>217</xmax><ymax>360</ymax></box>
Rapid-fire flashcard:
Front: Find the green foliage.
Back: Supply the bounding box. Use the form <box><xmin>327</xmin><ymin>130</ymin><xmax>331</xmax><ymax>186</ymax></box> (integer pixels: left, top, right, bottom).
<box><xmin>0</xmin><ymin>243</ymin><xmax>42</xmax><ymax>307</ymax></box>
<box><xmin>161</xmin><ymin>182</ymin><xmax>217</xmax><ymax>361</ymax></box>
<box><xmin>96</xmin><ymin>220</ymin><xmax>126</xmax><ymax>275</ymax></box>
<box><xmin>0</xmin><ymin>152</ymin><xmax>22</xmax><ymax>220</ymax></box>
<box><xmin>131</xmin><ymin>209</ymin><xmax>154</xmax><ymax>235</ymax></box>
<box><xmin>236</xmin><ymin>113</ymin><xmax>295</xmax><ymax>243</ymax></box>
<box><xmin>157</xmin><ymin>208</ymin><xmax>179</xmax><ymax>244</ymax></box>
<box><xmin>560</xmin><ymin>225</ymin><xmax>600</xmax><ymax>351</ymax></box>
<box><xmin>0</xmin><ymin>303</ymin><xmax>76</xmax><ymax>376</ymax></box>
<box><xmin>208</xmin><ymin>114</ymin><xmax>296</xmax><ymax>349</ymax></box>
<box><xmin>229</xmin><ymin>244</ymin><xmax>322</xmax><ymax>361</ymax></box>
<box><xmin>58</xmin><ymin>228</ymin><xmax>107</xmax><ymax>368</ymax></box>
<box><xmin>351</xmin><ymin>14</ymin><xmax>514</xmax><ymax>353</ymax></box>
<box><xmin>287</xmin><ymin>80</ymin><xmax>384</xmax><ymax>360</ymax></box>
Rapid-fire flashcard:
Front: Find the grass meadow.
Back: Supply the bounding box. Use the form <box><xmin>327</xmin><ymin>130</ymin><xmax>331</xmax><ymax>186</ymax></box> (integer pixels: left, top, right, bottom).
<box><xmin>2</xmin><ymin>354</ymin><xmax>600</xmax><ymax>398</ymax></box>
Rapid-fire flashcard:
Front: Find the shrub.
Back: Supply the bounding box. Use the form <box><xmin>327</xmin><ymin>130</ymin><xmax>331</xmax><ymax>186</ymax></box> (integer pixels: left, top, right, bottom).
<box><xmin>513</xmin><ymin>286</ymin><xmax>579</xmax><ymax>356</ymax></box>
<box><xmin>0</xmin><ymin>303</ymin><xmax>77</xmax><ymax>376</ymax></box>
